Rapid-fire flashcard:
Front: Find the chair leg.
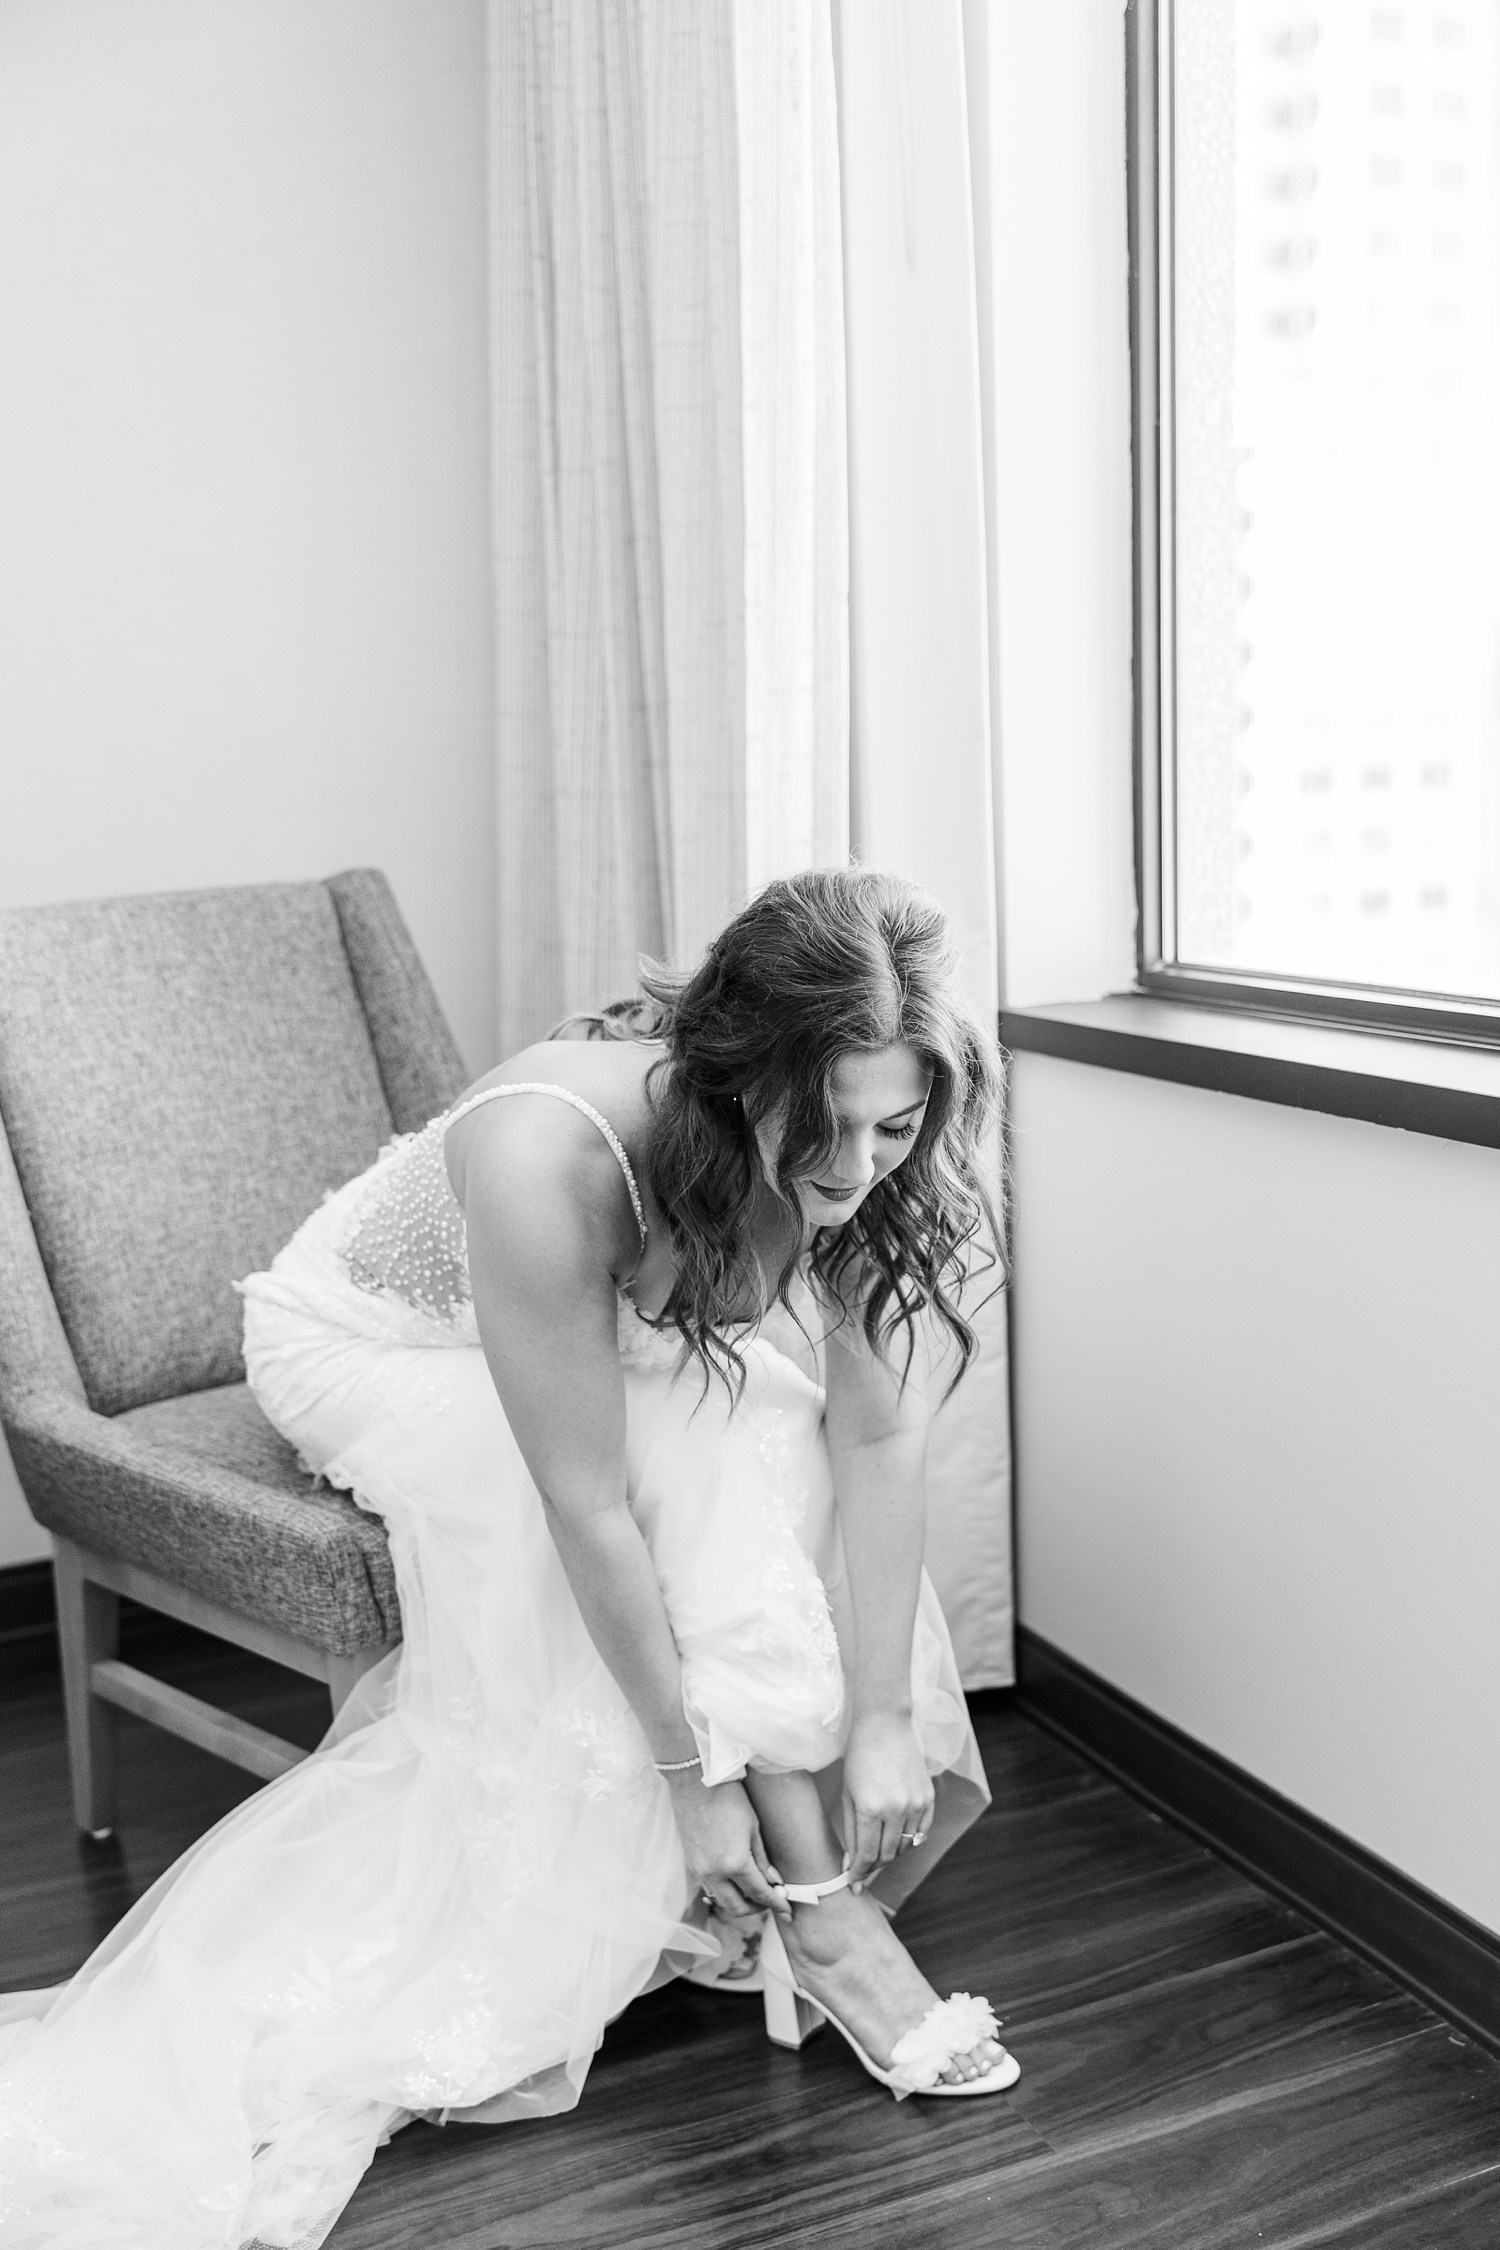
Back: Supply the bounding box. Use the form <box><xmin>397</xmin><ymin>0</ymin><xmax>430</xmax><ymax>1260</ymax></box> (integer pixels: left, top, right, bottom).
<box><xmin>325</xmin><ymin>1646</ymin><xmax>391</xmax><ymax>1722</ymax></box>
<box><xmin>53</xmin><ymin>1538</ymin><xmax>120</xmax><ymax>1837</ymax></box>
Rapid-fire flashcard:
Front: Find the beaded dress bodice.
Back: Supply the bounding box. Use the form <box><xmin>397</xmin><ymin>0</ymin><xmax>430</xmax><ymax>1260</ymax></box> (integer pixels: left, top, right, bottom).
<box><xmin>340</xmin><ymin>1081</ymin><xmax>679</xmax><ymax>1370</ymax></box>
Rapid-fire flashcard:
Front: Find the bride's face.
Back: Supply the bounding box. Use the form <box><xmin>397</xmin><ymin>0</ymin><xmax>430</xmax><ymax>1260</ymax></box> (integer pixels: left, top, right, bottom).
<box><xmin>754</xmin><ymin>1044</ymin><xmax>932</xmax><ymax>1226</ymax></box>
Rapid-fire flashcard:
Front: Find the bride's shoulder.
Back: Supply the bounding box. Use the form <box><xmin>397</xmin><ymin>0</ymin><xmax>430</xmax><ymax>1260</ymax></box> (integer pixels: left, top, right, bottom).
<box><xmin>444</xmin><ymin>1040</ymin><xmax>656</xmax><ymax>1258</ymax></box>
<box><xmin>451</xmin><ymin>1035</ymin><xmax>659</xmax><ymax>1140</ymax></box>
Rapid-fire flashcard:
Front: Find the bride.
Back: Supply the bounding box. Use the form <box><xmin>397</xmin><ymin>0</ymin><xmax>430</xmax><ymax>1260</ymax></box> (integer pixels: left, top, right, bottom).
<box><xmin>0</xmin><ymin>867</ymin><xmax>1017</xmax><ymax>2249</ymax></box>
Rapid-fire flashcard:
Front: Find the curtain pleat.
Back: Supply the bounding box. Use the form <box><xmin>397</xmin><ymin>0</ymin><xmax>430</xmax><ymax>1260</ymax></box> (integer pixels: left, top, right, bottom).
<box><xmin>834</xmin><ymin>0</ymin><xmax>1014</xmax><ymax>1687</ymax></box>
<box><xmin>736</xmin><ymin>1</ymin><xmax>850</xmax><ymax>893</ymax></box>
<box><xmin>491</xmin><ymin>0</ymin><xmax>845</xmax><ymax>1053</ymax></box>
<box><xmin>491</xmin><ymin>0</ymin><xmax>1009</xmax><ymax>1686</ymax></box>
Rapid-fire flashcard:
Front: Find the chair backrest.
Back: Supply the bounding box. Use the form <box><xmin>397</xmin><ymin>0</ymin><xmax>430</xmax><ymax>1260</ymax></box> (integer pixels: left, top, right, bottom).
<box><xmin>0</xmin><ymin>869</ymin><xmax>467</xmax><ymax>1419</ymax></box>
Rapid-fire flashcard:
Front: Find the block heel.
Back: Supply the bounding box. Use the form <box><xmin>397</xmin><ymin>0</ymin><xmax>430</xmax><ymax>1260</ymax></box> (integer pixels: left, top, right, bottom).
<box><xmin>762</xmin><ymin>1959</ymin><xmax>826</xmax><ymax>2048</ymax></box>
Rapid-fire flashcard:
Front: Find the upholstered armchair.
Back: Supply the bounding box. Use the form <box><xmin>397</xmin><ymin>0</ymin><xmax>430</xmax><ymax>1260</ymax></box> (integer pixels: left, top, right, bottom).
<box><xmin>0</xmin><ymin>870</ymin><xmax>467</xmax><ymax>1833</ymax></box>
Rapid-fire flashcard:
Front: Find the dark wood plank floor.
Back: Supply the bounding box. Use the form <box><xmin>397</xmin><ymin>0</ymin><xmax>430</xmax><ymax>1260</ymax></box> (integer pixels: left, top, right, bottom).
<box><xmin>3</xmin><ymin>1631</ymin><xmax>1498</xmax><ymax>2247</ymax></box>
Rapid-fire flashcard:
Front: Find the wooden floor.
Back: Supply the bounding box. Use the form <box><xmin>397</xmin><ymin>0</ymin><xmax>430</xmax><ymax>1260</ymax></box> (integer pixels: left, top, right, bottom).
<box><xmin>4</xmin><ymin>1627</ymin><xmax>1500</xmax><ymax>2247</ymax></box>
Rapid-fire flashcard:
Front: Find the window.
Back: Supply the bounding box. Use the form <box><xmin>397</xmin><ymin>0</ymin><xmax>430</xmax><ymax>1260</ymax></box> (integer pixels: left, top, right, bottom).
<box><xmin>1134</xmin><ymin>0</ymin><xmax>1500</xmax><ymax>1035</ymax></box>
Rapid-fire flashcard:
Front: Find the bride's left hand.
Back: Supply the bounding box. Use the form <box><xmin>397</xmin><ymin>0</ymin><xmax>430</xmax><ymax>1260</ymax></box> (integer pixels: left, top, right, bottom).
<box><xmin>841</xmin><ymin>1710</ymin><xmax>936</xmax><ymax>1886</ymax></box>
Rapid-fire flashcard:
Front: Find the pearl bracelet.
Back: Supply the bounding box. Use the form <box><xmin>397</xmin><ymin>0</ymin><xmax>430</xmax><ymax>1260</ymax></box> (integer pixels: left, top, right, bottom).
<box><xmin>653</xmin><ymin>1754</ymin><xmax>703</xmax><ymax>1774</ymax></box>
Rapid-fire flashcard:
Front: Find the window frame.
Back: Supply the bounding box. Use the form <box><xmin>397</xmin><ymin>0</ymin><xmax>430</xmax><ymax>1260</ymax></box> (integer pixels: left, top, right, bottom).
<box><xmin>1127</xmin><ymin>0</ymin><xmax>1500</xmax><ymax>1054</ymax></box>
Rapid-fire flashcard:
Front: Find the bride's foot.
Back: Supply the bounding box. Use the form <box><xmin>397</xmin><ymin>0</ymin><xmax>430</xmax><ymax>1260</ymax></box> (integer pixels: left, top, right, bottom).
<box><xmin>781</xmin><ymin>1887</ymin><xmax>1008</xmax><ymax>2087</ymax></box>
<box><xmin>686</xmin><ymin>1905</ymin><xmax>766</xmax><ymax>1990</ymax></box>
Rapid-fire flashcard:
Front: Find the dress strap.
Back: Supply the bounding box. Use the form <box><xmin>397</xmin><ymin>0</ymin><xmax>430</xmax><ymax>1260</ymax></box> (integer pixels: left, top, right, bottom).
<box><xmin>441</xmin><ymin>1083</ymin><xmax>648</xmax><ymax>1247</ymax></box>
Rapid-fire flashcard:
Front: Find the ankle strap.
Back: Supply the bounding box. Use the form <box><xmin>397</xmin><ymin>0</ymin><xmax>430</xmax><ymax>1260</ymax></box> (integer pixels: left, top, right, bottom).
<box><xmin>779</xmin><ymin>1869</ymin><xmax>854</xmax><ymax>1906</ymax></box>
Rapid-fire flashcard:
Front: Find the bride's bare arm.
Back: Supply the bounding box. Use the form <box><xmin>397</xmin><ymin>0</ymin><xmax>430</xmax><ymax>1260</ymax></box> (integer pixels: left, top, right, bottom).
<box><xmin>823</xmin><ymin>1308</ymin><xmax>936</xmax><ymax>1881</ymax></box>
<box><xmin>453</xmin><ymin>1104</ymin><xmax>787</xmax><ymax>1918</ymax></box>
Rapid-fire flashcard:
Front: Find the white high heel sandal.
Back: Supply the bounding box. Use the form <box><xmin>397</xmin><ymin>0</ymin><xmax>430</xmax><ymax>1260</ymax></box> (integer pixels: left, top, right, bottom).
<box><xmin>760</xmin><ymin>1871</ymin><xmax>1021</xmax><ymax>2101</ymax></box>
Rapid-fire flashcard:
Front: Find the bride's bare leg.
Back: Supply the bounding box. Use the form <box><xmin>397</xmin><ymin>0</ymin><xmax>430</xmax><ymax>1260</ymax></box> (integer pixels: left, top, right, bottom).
<box><xmin>744</xmin><ymin>1769</ymin><xmax>1004</xmax><ymax>2087</ymax></box>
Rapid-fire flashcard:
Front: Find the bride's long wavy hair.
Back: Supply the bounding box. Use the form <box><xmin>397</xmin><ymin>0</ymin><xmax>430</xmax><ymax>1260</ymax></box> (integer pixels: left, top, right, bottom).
<box><xmin>566</xmin><ymin>867</ymin><xmax>1006</xmax><ymax>1398</ymax></box>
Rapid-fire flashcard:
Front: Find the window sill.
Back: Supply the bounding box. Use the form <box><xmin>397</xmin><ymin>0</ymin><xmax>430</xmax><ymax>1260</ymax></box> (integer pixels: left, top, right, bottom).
<box><xmin>999</xmin><ymin>995</ymin><xmax>1500</xmax><ymax>1151</ymax></box>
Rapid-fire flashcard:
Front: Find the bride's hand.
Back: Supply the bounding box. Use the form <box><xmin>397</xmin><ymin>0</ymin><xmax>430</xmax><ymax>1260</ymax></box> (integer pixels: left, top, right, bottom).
<box><xmin>841</xmin><ymin>1710</ymin><xmax>936</xmax><ymax>1885</ymax></box>
<box><xmin>665</xmin><ymin>1773</ymin><xmax>791</xmax><ymax>1922</ymax></box>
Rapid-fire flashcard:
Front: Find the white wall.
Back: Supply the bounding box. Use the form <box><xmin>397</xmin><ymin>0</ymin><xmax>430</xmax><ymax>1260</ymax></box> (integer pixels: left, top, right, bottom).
<box><xmin>986</xmin><ymin>0</ymin><xmax>1500</xmax><ymax>1936</ymax></box>
<box><xmin>0</xmin><ymin>0</ymin><xmax>495</xmax><ymax>1565</ymax></box>
<box><xmin>0</xmin><ymin>0</ymin><xmax>494</xmax><ymax>1052</ymax></box>
<box><xmin>1010</xmin><ymin>1055</ymin><xmax>1500</xmax><ymax>1937</ymax></box>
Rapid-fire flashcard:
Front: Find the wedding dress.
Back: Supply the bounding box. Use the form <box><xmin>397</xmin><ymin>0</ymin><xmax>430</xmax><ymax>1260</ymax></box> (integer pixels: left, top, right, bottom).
<box><xmin>0</xmin><ymin>1083</ymin><xmax>989</xmax><ymax>2249</ymax></box>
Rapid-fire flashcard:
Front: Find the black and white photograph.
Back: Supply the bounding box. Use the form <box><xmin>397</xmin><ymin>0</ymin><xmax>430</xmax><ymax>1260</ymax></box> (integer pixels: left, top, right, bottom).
<box><xmin>0</xmin><ymin>1</ymin><xmax>1497</xmax><ymax>2243</ymax></box>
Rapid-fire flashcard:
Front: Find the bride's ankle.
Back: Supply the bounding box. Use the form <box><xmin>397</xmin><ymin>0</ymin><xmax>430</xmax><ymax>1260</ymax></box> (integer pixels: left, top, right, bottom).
<box><xmin>784</xmin><ymin>1887</ymin><xmax>876</xmax><ymax>1964</ymax></box>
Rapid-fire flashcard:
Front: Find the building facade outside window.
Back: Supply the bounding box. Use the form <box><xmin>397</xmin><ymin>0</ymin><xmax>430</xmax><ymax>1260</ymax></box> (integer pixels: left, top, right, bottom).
<box><xmin>1143</xmin><ymin>0</ymin><xmax>1500</xmax><ymax>1021</ymax></box>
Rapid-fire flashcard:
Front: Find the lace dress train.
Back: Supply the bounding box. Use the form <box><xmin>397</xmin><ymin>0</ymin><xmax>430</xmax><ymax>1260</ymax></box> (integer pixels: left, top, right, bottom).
<box><xmin>0</xmin><ymin>1087</ymin><xmax>990</xmax><ymax>2249</ymax></box>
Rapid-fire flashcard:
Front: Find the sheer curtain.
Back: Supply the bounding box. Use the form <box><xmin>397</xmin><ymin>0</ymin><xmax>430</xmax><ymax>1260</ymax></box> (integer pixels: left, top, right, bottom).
<box><xmin>835</xmin><ymin>0</ymin><xmax>1014</xmax><ymax>1686</ymax></box>
<box><xmin>489</xmin><ymin>0</ymin><xmax>1012</xmax><ymax>1686</ymax></box>
<box><xmin>490</xmin><ymin>0</ymin><xmax>847</xmax><ymax>1053</ymax></box>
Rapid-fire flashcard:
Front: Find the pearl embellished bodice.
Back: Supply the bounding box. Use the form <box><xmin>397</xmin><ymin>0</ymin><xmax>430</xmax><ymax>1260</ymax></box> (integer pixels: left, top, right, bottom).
<box><xmin>342</xmin><ymin>1083</ymin><xmax>671</xmax><ymax>1364</ymax></box>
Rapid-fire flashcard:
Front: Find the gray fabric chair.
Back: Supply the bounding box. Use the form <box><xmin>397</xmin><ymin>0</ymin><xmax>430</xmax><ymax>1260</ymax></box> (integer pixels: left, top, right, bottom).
<box><xmin>0</xmin><ymin>870</ymin><xmax>468</xmax><ymax>1833</ymax></box>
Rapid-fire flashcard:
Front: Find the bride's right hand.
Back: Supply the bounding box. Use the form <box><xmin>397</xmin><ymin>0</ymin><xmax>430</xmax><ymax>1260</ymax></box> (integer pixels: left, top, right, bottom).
<box><xmin>665</xmin><ymin>1773</ymin><xmax>791</xmax><ymax>1922</ymax></box>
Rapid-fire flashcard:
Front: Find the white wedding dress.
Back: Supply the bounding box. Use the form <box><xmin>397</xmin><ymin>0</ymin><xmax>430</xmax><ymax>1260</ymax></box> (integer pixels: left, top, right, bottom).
<box><xmin>0</xmin><ymin>1084</ymin><xmax>989</xmax><ymax>2249</ymax></box>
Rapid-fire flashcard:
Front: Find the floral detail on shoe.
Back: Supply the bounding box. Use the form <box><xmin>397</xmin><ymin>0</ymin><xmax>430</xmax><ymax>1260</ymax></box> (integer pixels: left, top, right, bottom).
<box><xmin>886</xmin><ymin>1994</ymin><xmax>1003</xmax><ymax>2096</ymax></box>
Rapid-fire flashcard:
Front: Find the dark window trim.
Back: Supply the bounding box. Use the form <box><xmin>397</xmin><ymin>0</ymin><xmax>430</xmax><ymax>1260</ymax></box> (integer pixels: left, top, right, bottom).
<box><xmin>1001</xmin><ymin>995</ymin><xmax>1500</xmax><ymax>1151</ymax></box>
<box><xmin>1125</xmin><ymin>0</ymin><xmax>1500</xmax><ymax>1048</ymax></box>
